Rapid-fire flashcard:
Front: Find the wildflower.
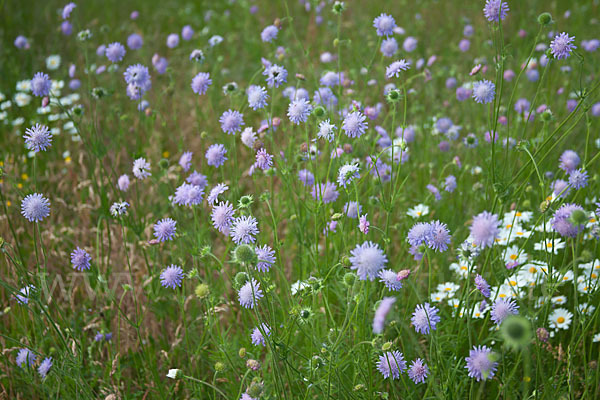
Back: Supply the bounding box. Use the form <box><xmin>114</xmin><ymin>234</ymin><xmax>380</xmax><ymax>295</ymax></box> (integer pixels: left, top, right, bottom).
<box><xmin>287</xmin><ymin>98</ymin><xmax>313</xmax><ymax>124</ymax></box>
<box><xmin>166</xmin><ymin>33</ymin><xmax>179</xmax><ymax>48</ymax></box>
<box><xmin>403</xmin><ymin>36</ymin><xmax>418</xmax><ymax>52</ymax></box>
<box><xmin>251</xmin><ymin>323</ymin><xmax>271</xmax><ymax>346</ymax></box>
<box><xmin>491</xmin><ymin>298</ymin><xmax>519</xmax><ymax>325</ymax></box>
<box><xmin>15</xmin><ymin>285</ymin><xmax>34</xmax><ymax>305</ymax></box>
<box><xmin>550</xmin><ymin>32</ymin><xmax>576</xmax><ymax>60</ymax></box>
<box><xmin>30</xmin><ymin>72</ymin><xmax>51</xmax><ymax>97</ymax></box>
<box><xmin>105</xmin><ymin>42</ymin><xmax>126</xmax><ymax>63</ymax></box>
<box><xmin>173</xmin><ymin>183</ymin><xmax>204</xmax><ymax>206</ymax></box>
<box><xmin>317</xmin><ymin>120</ymin><xmax>336</xmax><ymax>142</ymax></box>
<box><xmin>117</xmin><ymin>175</ymin><xmax>130</xmax><ymax>191</ymax></box>
<box><xmin>407</xmin><ymin>204</ymin><xmax>429</xmax><ymax>218</ymax></box>
<box><xmin>207</xmin><ymin>183</ymin><xmax>229</xmax><ymax>204</ymax></box>
<box><xmin>71</xmin><ymin>247</ymin><xmax>91</xmax><ymax>271</ymax></box>
<box><xmin>110</xmin><ymin>201</ymin><xmax>129</xmax><ymax>216</ymax></box>
<box><xmin>298</xmin><ymin>169</ymin><xmax>315</xmax><ymax>186</ymax></box>
<box><xmin>342</xmin><ymin>111</ymin><xmax>368</xmax><ymax>138</ymax></box>
<box><xmin>411</xmin><ymin>303</ymin><xmax>441</xmax><ymax>334</ymax></box>
<box><xmin>373</xmin><ymin>13</ymin><xmax>396</xmax><ymax>36</ymax></box>
<box><xmin>230</xmin><ymin>215</ymin><xmax>259</xmax><ymax>244</ymax></box>
<box><xmin>160</xmin><ymin>265</ymin><xmax>184</xmax><ymax>289</ymax></box>
<box><xmin>38</xmin><ymin>357</ymin><xmax>52</xmax><ymax>379</ymax></box>
<box><xmin>62</xmin><ymin>2</ymin><xmax>76</xmax><ymax>19</ymax></box>
<box><xmin>559</xmin><ymin>150</ymin><xmax>580</xmax><ymax>173</ymax></box>
<box><xmin>359</xmin><ymin>214</ymin><xmax>370</xmax><ymax>234</ymax></box>
<box><xmin>373</xmin><ymin>296</ymin><xmax>396</xmax><ymax>333</ymax></box>
<box><xmin>24</xmin><ymin>123</ymin><xmax>52</xmax><ymax>152</ymax></box>
<box><xmin>465</xmin><ymin>346</ymin><xmax>498</xmax><ymax>381</ymax></box>
<box><xmin>247</xmin><ymin>85</ymin><xmax>268</xmax><ymax>110</ymax></box>
<box><xmin>311</xmin><ymin>182</ymin><xmax>339</xmax><ymax>203</ymax></box>
<box><xmin>425</xmin><ymin>220</ymin><xmax>451</xmax><ymax>252</ymax></box>
<box><xmin>256</xmin><ymin>244</ymin><xmax>276</xmax><ymax>272</ymax></box>
<box><xmin>186</xmin><ymin>171</ymin><xmax>208</xmax><ymax>189</ymax></box>
<box><xmin>167</xmin><ymin>369</ymin><xmax>183</xmax><ymax>379</ymax></box>
<box><xmin>483</xmin><ymin>0</ymin><xmax>509</xmax><ymax>22</ymax></box>
<box><xmin>14</xmin><ymin>35</ymin><xmax>29</xmax><ymax>49</ymax></box>
<box><xmin>377</xmin><ymin>351</ymin><xmax>406</xmax><ymax>380</ymax></box>
<box><xmin>182</xmin><ymin>25</ymin><xmax>194</xmax><ymax>40</ymax></box>
<box><xmin>380</xmin><ymin>37</ymin><xmax>398</xmax><ymax>57</ymax></box>
<box><xmin>385</xmin><ymin>60</ymin><xmax>410</xmax><ymax>78</ymax></box>
<box><xmin>444</xmin><ymin>175</ymin><xmax>457</xmax><ymax>192</ymax></box>
<box><xmin>349</xmin><ymin>241</ymin><xmax>388</xmax><ymax>281</ymax></box>
<box><xmin>472</xmin><ymin>80</ymin><xmax>495</xmax><ymax>104</ymax></box>
<box><xmin>205</xmin><ymin>144</ymin><xmax>228</xmax><ymax>167</ymax></box>
<box><xmin>379</xmin><ymin>270</ymin><xmax>402</xmax><ymax>291</ymax></box>
<box><xmin>263</xmin><ymin>64</ymin><xmax>287</xmax><ymax>88</ymax></box>
<box><xmin>337</xmin><ymin>163</ymin><xmax>360</xmax><ymax>188</ymax></box>
<box><xmin>343</xmin><ymin>201</ymin><xmax>362</xmax><ymax>219</ymax></box>
<box><xmin>154</xmin><ymin>218</ymin><xmax>177</xmax><ymax>242</ymax></box>
<box><xmin>16</xmin><ymin>348</ymin><xmax>36</xmax><ymax>368</ymax></box>
<box><xmin>551</xmin><ymin>203</ymin><xmax>585</xmax><ymax>238</ymax></box>
<box><xmin>177</xmin><ymin>151</ymin><xmax>192</xmax><ymax>171</ymax></box>
<box><xmin>21</xmin><ymin>193</ymin><xmax>50</xmax><ymax>222</ymax></box>
<box><xmin>427</xmin><ymin>184</ymin><xmax>441</xmax><ymax>201</ymax></box>
<box><xmin>211</xmin><ymin>201</ymin><xmax>235</xmax><ymax>234</ymax></box>
<box><xmin>474</xmin><ymin>274</ymin><xmax>491</xmax><ymax>297</ymax></box>
<box><xmin>470</xmin><ymin>211</ymin><xmax>500</xmax><ymax>248</ymax></box>
<box><xmin>407</xmin><ymin>222</ymin><xmax>431</xmax><ymax>247</ymax></box>
<box><xmin>261</xmin><ymin>25</ymin><xmax>279</xmax><ymax>42</ymax></box>
<box><xmin>132</xmin><ymin>157</ymin><xmax>151</xmax><ymax>179</ymax></box>
<box><xmin>191</xmin><ymin>72</ymin><xmax>212</xmax><ymax>95</ymax></box>
<box><xmin>408</xmin><ymin>359</ymin><xmax>429</xmax><ymax>384</ymax></box>
<box><xmin>124</xmin><ymin>64</ymin><xmax>151</xmax><ymax>88</ymax></box>
<box><xmin>568</xmin><ymin>169</ymin><xmax>588</xmax><ymax>189</ymax></box>
<box><xmin>238</xmin><ymin>278</ymin><xmax>263</xmax><ymax>308</ymax></box>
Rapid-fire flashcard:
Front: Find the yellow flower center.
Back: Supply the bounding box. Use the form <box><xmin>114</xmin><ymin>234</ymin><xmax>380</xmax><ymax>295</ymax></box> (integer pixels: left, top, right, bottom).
<box><xmin>510</xmin><ymin>254</ymin><xmax>518</xmax><ymax>260</ymax></box>
<box><xmin>557</xmin><ymin>317</ymin><xmax>565</xmax><ymax>323</ymax></box>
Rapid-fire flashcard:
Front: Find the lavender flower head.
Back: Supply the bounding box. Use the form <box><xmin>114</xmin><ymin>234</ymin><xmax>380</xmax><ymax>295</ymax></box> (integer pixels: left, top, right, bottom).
<box><xmin>206</xmin><ymin>144</ymin><xmax>228</xmax><ymax>167</ymax></box>
<box><xmin>24</xmin><ymin>124</ymin><xmax>52</xmax><ymax>152</ymax></box>
<box><xmin>247</xmin><ymin>85</ymin><xmax>269</xmax><ymax>110</ymax></box>
<box><xmin>386</xmin><ymin>60</ymin><xmax>410</xmax><ymax>79</ymax></box>
<box><xmin>261</xmin><ymin>25</ymin><xmax>279</xmax><ymax>42</ymax></box>
<box><xmin>219</xmin><ymin>109</ymin><xmax>244</xmax><ymax>135</ymax></box>
<box><xmin>21</xmin><ymin>193</ymin><xmax>50</xmax><ymax>222</ymax></box>
<box><xmin>317</xmin><ymin>119</ymin><xmax>336</xmax><ymax>142</ymax></box>
<box><xmin>38</xmin><ymin>357</ymin><xmax>53</xmax><ymax>379</ymax></box>
<box><xmin>377</xmin><ymin>351</ymin><xmax>406</xmax><ymax>379</ymax></box>
<box><xmin>407</xmin><ymin>222</ymin><xmax>431</xmax><ymax>248</ymax></box>
<box><xmin>160</xmin><ymin>265</ymin><xmax>184</xmax><ymax>289</ymax></box>
<box><xmin>298</xmin><ymin>169</ymin><xmax>315</xmax><ymax>186</ymax></box>
<box><xmin>550</xmin><ymin>32</ymin><xmax>576</xmax><ymax>60</ymax></box>
<box><xmin>551</xmin><ymin>203</ymin><xmax>585</xmax><ymax>237</ymax></box>
<box><xmin>154</xmin><ymin>218</ymin><xmax>177</xmax><ymax>242</ymax></box>
<box><xmin>71</xmin><ymin>247</ymin><xmax>92</xmax><ymax>271</ymax></box>
<box><xmin>425</xmin><ymin>220</ymin><xmax>451</xmax><ymax>252</ymax></box>
<box><xmin>132</xmin><ymin>157</ymin><xmax>151</xmax><ymax>179</ymax></box>
<box><xmin>191</xmin><ymin>72</ymin><xmax>212</xmax><ymax>95</ymax></box>
<box><xmin>127</xmin><ymin>33</ymin><xmax>143</xmax><ymax>49</ymax></box>
<box><xmin>256</xmin><ymin>244</ymin><xmax>276</xmax><ymax>272</ymax></box>
<box><xmin>483</xmin><ymin>0</ymin><xmax>509</xmax><ymax>22</ymax></box>
<box><xmin>311</xmin><ymin>182</ymin><xmax>339</xmax><ymax>204</ymax></box>
<box><xmin>411</xmin><ymin>303</ymin><xmax>441</xmax><ymax>334</ymax></box>
<box><xmin>568</xmin><ymin>169</ymin><xmax>588</xmax><ymax>190</ymax></box>
<box><xmin>558</xmin><ymin>150</ymin><xmax>580</xmax><ymax>173</ymax></box>
<box><xmin>211</xmin><ymin>201</ymin><xmax>235</xmax><ymax>234</ymax></box>
<box><xmin>373</xmin><ymin>13</ymin><xmax>396</xmax><ymax>36</ymax></box>
<box><xmin>408</xmin><ymin>358</ymin><xmax>429</xmax><ymax>384</ymax></box>
<box><xmin>472</xmin><ymin>80</ymin><xmax>496</xmax><ymax>104</ymax></box>
<box><xmin>16</xmin><ymin>348</ymin><xmax>36</xmax><ymax>368</ymax></box>
<box><xmin>173</xmin><ymin>183</ymin><xmax>204</xmax><ymax>206</ymax></box>
<box><xmin>491</xmin><ymin>298</ymin><xmax>519</xmax><ymax>325</ymax></box>
<box><xmin>373</xmin><ymin>296</ymin><xmax>396</xmax><ymax>333</ymax></box>
<box><xmin>230</xmin><ymin>215</ymin><xmax>259</xmax><ymax>244</ymax></box>
<box><xmin>287</xmin><ymin>98</ymin><xmax>313</xmax><ymax>124</ymax></box>
<box><xmin>470</xmin><ymin>211</ymin><xmax>500</xmax><ymax>248</ymax></box>
<box><xmin>30</xmin><ymin>72</ymin><xmax>52</xmax><ymax>97</ymax></box>
<box><xmin>62</xmin><ymin>2</ymin><xmax>76</xmax><ymax>19</ymax></box>
<box><xmin>207</xmin><ymin>183</ymin><xmax>229</xmax><ymax>204</ymax></box>
<box><xmin>337</xmin><ymin>163</ymin><xmax>360</xmax><ymax>188</ymax></box>
<box><xmin>474</xmin><ymin>274</ymin><xmax>491</xmax><ymax>297</ymax></box>
<box><xmin>118</xmin><ymin>174</ymin><xmax>130</xmax><ymax>191</ymax></box>
<box><xmin>251</xmin><ymin>323</ymin><xmax>271</xmax><ymax>346</ymax></box>
<box><xmin>263</xmin><ymin>64</ymin><xmax>287</xmax><ymax>88</ymax></box>
<box><xmin>106</xmin><ymin>42</ymin><xmax>126</xmax><ymax>63</ymax></box>
<box><xmin>178</xmin><ymin>151</ymin><xmax>193</xmax><ymax>171</ymax></box>
<box><xmin>342</xmin><ymin>111</ymin><xmax>368</xmax><ymax>138</ymax></box>
<box><xmin>15</xmin><ymin>285</ymin><xmax>34</xmax><ymax>305</ymax></box>
<box><xmin>349</xmin><ymin>241</ymin><xmax>388</xmax><ymax>281</ymax></box>
<box><xmin>378</xmin><ymin>270</ymin><xmax>402</xmax><ymax>291</ymax></box>
<box><xmin>238</xmin><ymin>278</ymin><xmax>263</xmax><ymax>308</ymax></box>
<box><xmin>465</xmin><ymin>345</ymin><xmax>498</xmax><ymax>381</ymax></box>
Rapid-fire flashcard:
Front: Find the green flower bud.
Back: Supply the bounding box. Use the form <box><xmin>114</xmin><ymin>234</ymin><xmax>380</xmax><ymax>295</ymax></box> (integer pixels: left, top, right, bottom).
<box><xmin>537</xmin><ymin>12</ymin><xmax>553</xmax><ymax>26</ymax></box>
<box><xmin>234</xmin><ymin>244</ymin><xmax>258</xmax><ymax>265</ymax></box>
<box><xmin>195</xmin><ymin>283</ymin><xmax>210</xmax><ymax>299</ymax></box>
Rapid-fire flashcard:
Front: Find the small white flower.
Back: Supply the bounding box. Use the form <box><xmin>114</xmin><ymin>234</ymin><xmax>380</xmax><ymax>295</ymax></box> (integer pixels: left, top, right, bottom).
<box><xmin>46</xmin><ymin>54</ymin><xmax>61</xmax><ymax>70</ymax></box>
<box><xmin>548</xmin><ymin>308</ymin><xmax>573</xmax><ymax>330</ymax></box>
<box><xmin>167</xmin><ymin>369</ymin><xmax>182</xmax><ymax>379</ymax></box>
<box><xmin>407</xmin><ymin>204</ymin><xmax>429</xmax><ymax>218</ymax></box>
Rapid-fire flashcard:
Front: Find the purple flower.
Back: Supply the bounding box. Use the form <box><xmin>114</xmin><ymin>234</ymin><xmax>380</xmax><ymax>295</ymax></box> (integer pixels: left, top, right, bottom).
<box><xmin>211</xmin><ymin>201</ymin><xmax>235</xmax><ymax>234</ymax></box>
<box><xmin>403</xmin><ymin>36</ymin><xmax>418</xmax><ymax>52</ymax></box>
<box><xmin>380</xmin><ymin>37</ymin><xmax>398</xmax><ymax>57</ymax></box>
<box><xmin>105</xmin><ymin>42</ymin><xmax>126</xmax><ymax>63</ymax></box>
<box><xmin>359</xmin><ymin>214</ymin><xmax>370</xmax><ymax>234</ymax></box>
<box><xmin>191</xmin><ymin>72</ymin><xmax>212</xmax><ymax>95</ymax></box>
<box><xmin>311</xmin><ymin>182</ymin><xmax>339</xmax><ymax>204</ymax></box>
<box><xmin>385</xmin><ymin>60</ymin><xmax>410</xmax><ymax>78</ymax></box>
<box><xmin>256</xmin><ymin>244</ymin><xmax>276</xmax><ymax>272</ymax></box>
<box><xmin>263</xmin><ymin>64</ymin><xmax>287</xmax><ymax>88</ymax></box>
<box><xmin>378</xmin><ymin>270</ymin><xmax>402</xmax><ymax>291</ymax></box>
<box><xmin>559</xmin><ymin>150</ymin><xmax>580</xmax><ymax>173</ymax></box>
<box><xmin>298</xmin><ymin>169</ymin><xmax>315</xmax><ymax>186</ymax></box>
<box><xmin>465</xmin><ymin>346</ymin><xmax>498</xmax><ymax>381</ymax></box>
<box><xmin>456</xmin><ymin>86</ymin><xmax>473</xmax><ymax>101</ymax></box>
<box><xmin>127</xmin><ymin>33</ymin><xmax>143</xmax><ymax>50</ymax></box>
<box><xmin>254</xmin><ymin>148</ymin><xmax>273</xmax><ymax>171</ymax></box>
<box><xmin>124</xmin><ymin>64</ymin><xmax>150</xmax><ymax>87</ymax></box>
<box><xmin>182</xmin><ymin>25</ymin><xmax>194</xmax><ymax>41</ymax></box>
<box><xmin>247</xmin><ymin>85</ymin><xmax>269</xmax><ymax>110</ymax></box>
<box><xmin>62</xmin><ymin>2</ymin><xmax>76</xmax><ymax>19</ymax></box>
<box><xmin>491</xmin><ymin>298</ymin><xmax>519</xmax><ymax>325</ymax></box>
<box><xmin>152</xmin><ymin>54</ymin><xmax>168</xmax><ymax>74</ymax></box>
<box><xmin>483</xmin><ymin>0</ymin><xmax>509</xmax><ymax>22</ymax></box>
<box><xmin>14</xmin><ymin>35</ymin><xmax>29</xmax><ymax>49</ymax></box>
<box><xmin>15</xmin><ymin>285</ymin><xmax>34</xmax><ymax>305</ymax></box>
<box><xmin>377</xmin><ymin>351</ymin><xmax>406</xmax><ymax>379</ymax></box>
<box><xmin>261</xmin><ymin>25</ymin><xmax>279</xmax><ymax>42</ymax></box>
<box><xmin>425</xmin><ymin>220</ymin><xmax>451</xmax><ymax>252</ymax></box>
<box><xmin>337</xmin><ymin>163</ymin><xmax>360</xmax><ymax>188</ymax></box>
<box><xmin>173</xmin><ymin>183</ymin><xmax>204</xmax><ymax>206</ymax></box>
<box><xmin>373</xmin><ymin>296</ymin><xmax>396</xmax><ymax>333</ymax></box>
<box><xmin>117</xmin><ymin>174</ymin><xmax>130</xmax><ymax>192</ymax></box>
<box><xmin>207</xmin><ymin>183</ymin><xmax>229</xmax><ymax>204</ymax></box>
<box><xmin>342</xmin><ymin>111</ymin><xmax>368</xmax><ymax>138</ymax></box>
<box><xmin>552</xmin><ymin>179</ymin><xmax>571</xmax><ymax>198</ymax></box>
<box><xmin>568</xmin><ymin>169</ymin><xmax>588</xmax><ymax>189</ymax></box>
<box><xmin>238</xmin><ymin>278</ymin><xmax>263</xmax><ymax>308</ymax></box>
<box><xmin>23</xmin><ymin>123</ymin><xmax>52</xmax><ymax>152</ymax></box>
<box><xmin>551</xmin><ymin>203</ymin><xmax>585</xmax><ymax>237</ymax></box>
<box><xmin>408</xmin><ymin>359</ymin><xmax>429</xmax><ymax>384</ymax></box>
<box><xmin>154</xmin><ymin>218</ymin><xmax>177</xmax><ymax>242</ymax></box>
<box><xmin>30</xmin><ymin>72</ymin><xmax>51</xmax><ymax>97</ymax></box>
<box><xmin>411</xmin><ymin>303</ymin><xmax>441</xmax><ymax>334</ymax></box>
<box><xmin>132</xmin><ymin>157</ymin><xmax>151</xmax><ymax>179</ymax></box>
<box><xmin>178</xmin><ymin>151</ymin><xmax>193</xmax><ymax>171</ymax></box>
<box><xmin>186</xmin><ymin>171</ymin><xmax>208</xmax><ymax>189</ymax></box>
<box><xmin>474</xmin><ymin>274</ymin><xmax>490</xmax><ymax>298</ymax></box>
<box><xmin>219</xmin><ymin>109</ymin><xmax>244</xmax><ymax>135</ymax></box>
<box><xmin>61</xmin><ymin>21</ymin><xmax>72</xmax><ymax>35</ymax></box>
<box><xmin>21</xmin><ymin>193</ymin><xmax>50</xmax><ymax>222</ymax></box>
<box><xmin>230</xmin><ymin>215</ymin><xmax>259</xmax><ymax>244</ymax></box>
<box><xmin>251</xmin><ymin>323</ymin><xmax>270</xmax><ymax>346</ymax></box>
<box><xmin>206</xmin><ymin>144</ymin><xmax>228</xmax><ymax>167</ymax></box>
<box><xmin>317</xmin><ymin>119</ymin><xmax>336</xmax><ymax>142</ymax></box>
<box><xmin>166</xmin><ymin>33</ymin><xmax>179</xmax><ymax>48</ymax></box>
<box><xmin>470</xmin><ymin>211</ymin><xmax>500</xmax><ymax>248</ymax></box>
<box><xmin>287</xmin><ymin>99</ymin><xmax>313</xmax><ymax>124</ymax></box>
<box><xmin>472</xmin><ymin>80</ymin><xmax>496</xmax><ymax>104</ymax></box>
<box><xmin>16</xmin><ymin>348</ymin><xmax>36</xmax><ymax>368</ymax></box>
<box><xmin>38</xmin><ymin>357</ymin><xmax>52</xmax><ymax>379</ymax></box>
<box><xmin>407</xmin><ymin>222</ymin><xmax>431</xmax><ymax>248</ymax></box>
<box><xmin>71</xmin><ymin>247</ymin><xmax>91</xmax><ymax>271</ymax></box>
<box><xmin>349</xmin><ymin>241</ymin><xmax>388</xmax><ymax>281</ymax></box>
<box><xmin>343</xmin><ymin>201</ymin><xmax>362</xmax><ymax>219</ymax></box>
<box><xmin>551</xmin><ymin>32</ymin><xmax>576</xmax><ymax>60</ymax></box>
<box><xmin>427</xmin><ymin>184</ymin><xmax>442</xmax><ymax>201</ymax></box>
<box><xmin>444</xmin><ymin>175</ymin><xmax>457</xmax><ymax>192</ymax></box>
<box><xmin>373</xmin><ymin>13</ymin><xmax>396</xmax><ymax>36</ymax></box>
<box><xmin>160</xmin><ymin>265</ymin><xmax>184</xmax><ymax>289</ymax></box>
